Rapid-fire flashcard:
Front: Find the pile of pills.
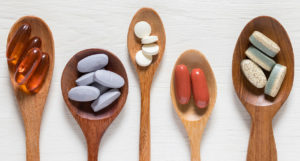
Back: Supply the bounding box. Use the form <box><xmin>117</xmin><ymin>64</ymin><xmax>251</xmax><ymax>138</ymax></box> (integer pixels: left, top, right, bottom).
<box><xmin>241</xmin><ymin>31</ymin><xmax>287</xmax><ymax>97</ymax></box>
<box><xmin>134</xmin><ymin>21</ymin><xmax>159</xmax><ymax>67</ymax></box>
<box><xmin>68</xmin><ymin>54</ymin><xmax>125</xmax><ymax>112</ymax></box>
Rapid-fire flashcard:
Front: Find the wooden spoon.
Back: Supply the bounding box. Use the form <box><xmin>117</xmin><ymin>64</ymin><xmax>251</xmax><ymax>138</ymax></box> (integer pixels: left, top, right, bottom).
<box><xmin>61</xmin><ymin>49</ymin><xmax>128</xmax><ymax>161</ymax></box>
<box><xmin>170</xmin><ymin>49</ymin><xmax>217</xmax><ymax>161</ymax></box>
<box><xmin>232</xmin><ymin>16</ymin><xmax>294</xmax><ymax>161</ymax></box>
<box><xmin>7</xmin><ymin>16</ymin><xmax>54</xmax><ymax>161</ymax></box>
<box><xmin>127</xmin><ymin>8</ymin><xmax>166</xmax><ymax>161</ymax></box>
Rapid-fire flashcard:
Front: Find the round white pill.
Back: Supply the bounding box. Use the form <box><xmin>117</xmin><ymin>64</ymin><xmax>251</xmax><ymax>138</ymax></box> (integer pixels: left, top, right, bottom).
<box><xmin>142</xmin><ymin>44</ymin><xmax>159</xmax><ymax>55</ymax></box>
<box><xmin>135</xmin><ymin>50</ymin><xmax>152</xmax><ymax>67</ymax></box>
<box><xmin>141</xmin><ymin>36</ymin><xmax>158</xmax><ymax>44</ymax></box>
<box><xmin>134</xmin><ymin>21</ymin><xmax>151</xmax><ymax>39</ymax></box>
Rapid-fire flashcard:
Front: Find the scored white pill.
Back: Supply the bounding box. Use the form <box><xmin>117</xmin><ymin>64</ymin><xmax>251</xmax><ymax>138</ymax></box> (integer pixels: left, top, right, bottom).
<box><xmin>241</xmin><ymin>59</ymin><xmax>267</xmax><ymax>88</ymax></box>
<box><xmin>135</xmin><ymin>50</ymin><xmax>152</xmax><ymax>67</ymax></box>
<box><xmin>76</xmin><ymin>72</ymin><xmax>95</xmax><ymax>86</ymax></box>
<box><xmin>68</xmin><ymin>86</ymin><xmax>100</xmax><ymax>102</ymax></box>
<box><xmin>142</xmin><ymin>44</ymin><xmax>159</xmax><ymax>55</ymax></box>
<box><xmin>134</xmin><ymin>21</ymin><xmax>151</xmax><ymax>39</ymax></box>
<box><xmin>91</xmin><ymin>89</ymin><xmax>121</xmax><ymax>112</ymax></box>
<box><xmin>94</xmin><ymin>69</ymin><xmax>125</xmax><ymax>88</ymax></box>
<box><xmin>141</xmin><ymin>36</ymin><xmax>158</xmax><ymax>44</ymax></box>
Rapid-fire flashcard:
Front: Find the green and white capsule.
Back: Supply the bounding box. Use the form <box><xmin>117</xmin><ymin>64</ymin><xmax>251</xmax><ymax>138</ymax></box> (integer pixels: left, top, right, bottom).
<box><xmin>245</xmin><ymin>46</ymin><xmax>276</xmax><ymax>71</ymax></box>
<box><xmin>264</xmin><ymin>64</ymin><xmax>287</xmax><ymax>97</ymax></box>
<box><xmin>249</xmin><ymin>31</ymin><xmax>280</xmax><ymax>57</ymax></box>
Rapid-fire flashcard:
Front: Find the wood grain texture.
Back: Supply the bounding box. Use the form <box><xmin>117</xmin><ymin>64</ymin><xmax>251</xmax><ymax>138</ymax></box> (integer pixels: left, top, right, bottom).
<box><xmin>127</xmin><ymin>8</ymin><xmax>166</xmax><ymax>161</ymax></box>
<box><xmin>61</xmin><ymin>49</ymin><xmax>128</xmax><ymax>161</ymax></box>
<box><xmin>6</xmin><ymin>16</ymin><xmax>54</xmax><ymax>161</ymax></box>
<box><xmin>232</xmin><ymin>16</ymin><xmax>294</xmax><ymax>161</ymax></box>
<box><xmin>170</xmin><ymin>49</ymin><xmax>217</xmax><ymax>161</ymax></box>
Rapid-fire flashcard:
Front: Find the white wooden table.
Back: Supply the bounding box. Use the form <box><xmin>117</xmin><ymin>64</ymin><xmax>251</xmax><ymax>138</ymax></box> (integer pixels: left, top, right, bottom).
<box><xmin>0</xmin><ymin>0</ymin><xmax>299</xmax><ymax>160</ymax></box>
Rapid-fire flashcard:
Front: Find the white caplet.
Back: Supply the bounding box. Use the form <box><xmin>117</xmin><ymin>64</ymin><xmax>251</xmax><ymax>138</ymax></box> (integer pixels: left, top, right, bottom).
<box><xmin>134</xmin><ymin>21</ymin><xmax>151</xmax><ymax>39</ymax></box>
<box><xmin>142</xmin><ymin>44</ymin><xmax>159</xmax><ymax>55</ymax></box>
<box><xmin>135</xmin><ymin>50</ymin><xmax>152</xmax><ymax>67</ymax></box>
<box><xmin>141</xmin><ymin>36</ymin><xmax>158</xmax><ymax>44</ymax></box>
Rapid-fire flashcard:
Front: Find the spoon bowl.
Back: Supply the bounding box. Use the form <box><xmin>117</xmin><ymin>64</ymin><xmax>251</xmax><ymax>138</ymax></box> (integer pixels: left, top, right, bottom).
<box><xmin>232</xmin><ymin>16</ymin><xmax>294</xmax><ymax>161</ymax></box>
<box><xmin>127</xmin><ymin>7</ymin><xmax>166</xmax><ymax>161</ymax></box>
<box><xmin>170</xmin><ymin>49</ymin><xmax>217</xmax><ymax>161</ymax></box>
<box><xmin>7</xmin><ymin>16</ymin><xmax>54</xmax><ymax>161</ymax></box>
<box><xmin>61</xmin><ymin>49</ymin><xmax>128</xmax><ymax>161</ymax></box>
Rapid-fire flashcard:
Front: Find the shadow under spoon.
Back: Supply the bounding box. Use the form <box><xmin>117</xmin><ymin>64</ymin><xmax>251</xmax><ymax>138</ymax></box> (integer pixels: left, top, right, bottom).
<box><xmin>232</xmin><ymin>16</ymin><xmax>294</xmax><ymax>161</ymax></box>
<box><xmin>170</xmin><ymin>49</ymin><xmax>217</xmax><ymax>161</ymax></box>
<box><xmin>61</xmin><ymin>49</ymin><xmax>128</xmax><ymax>161</ymax></box>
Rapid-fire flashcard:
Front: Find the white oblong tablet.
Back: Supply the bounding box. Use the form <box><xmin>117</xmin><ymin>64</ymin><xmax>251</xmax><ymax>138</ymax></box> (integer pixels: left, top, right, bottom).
<box><xmin>134</xmin><ymin>21</ymin><xmax>151</xmax><ymax>39</ymax></box>
<box><xmin>135</xmin><ymin>50</ymin><xmax>152</xmax><ymax>67</ymax></box>
<box><xmin>142</xmin><ymin>44</ymin><xmax>159</xmax><ymax>55</ymax></box>
<box><xmin>141</xmin><ymin>36</ymin><xmax>158</xmax><ymax>44</ymax></box>
<box><xmin>91</xmin><ymin>89</ymin><xmax>121</xmax><ymax>112</ymax></box>
<box><xmin>76</xmin><ymin>72</ymin><xmax>95</xmax><ymax>86</ymax></box>
<box><xmin>241</xmin><ymin>59</ymin><xmax>267</xmax><ymax>88</ymax></box>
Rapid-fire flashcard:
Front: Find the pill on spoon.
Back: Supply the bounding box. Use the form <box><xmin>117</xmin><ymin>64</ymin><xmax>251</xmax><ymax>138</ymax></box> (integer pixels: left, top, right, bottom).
<box><xmin>91</xmin><ymin>89</ymin><xmax>121</xmax><ymax>112</ymax></box>
<box><xmin>249</xmin><ymin>31</ymin><xmax>280</xmax><ymax>57</ymax></box>
<box><xmin>191</xmin><ymin>68</ymin><xmax>209</xmax><ymax>108</ymax></box>
<box><xmin>94</xmin><ymin>69</ymin><xmax>125</xmax><ymax>88</ymax></box>
<box><xmin>141</xmin><ymin>36</ymin><xmax>158</xmax><ymax>44</ymax></box>
<box><xmin>241</xmin><ymin>59</ymin><xmax>267</xmax><ymax>88</ymax></box>
<box><xmin>77</xmin><ymin>54</ymin><xmax>108</xmax><ymax>73</ymax></box>
<box><xmin>68</xmin><ymin>86</ymin><xmax>100</xmax><ymax>102</ymax></box>
<box><xmin>245</xmin><ymin>46</ymin><xmax>276</xmax><ymax>71</ymax></box>
<box><xmin>135</xmin><ymin>50</ymin><xmax>152</xmax><ymax>67</ymax></box>
<box><xmin>76</xmin><ymin>72</ymin><xmax>95</xmax><ymax>86</ymax></box>
<box><xmin>265</xmin><ymin>64</ymin><xmax>287</xmax><ymax>97</ymax></box>
<box><xmin>142</xmin><ymin>44</ymin><xmax>159</xmax><ymax>55</ymax></box>
<box><xmin>91</xmin><ymin>83</ymin><xmax>109</xmax><ymax>94</ymax></box>
<box><xmin>134</xmin><ymin>21</ymin><xmax>151</xmax><ymax>39</ymax></box>
<box><xmin>174</xmin><ymin>64</ymin><xmax>191</xmax><ymax>104</ymax></box>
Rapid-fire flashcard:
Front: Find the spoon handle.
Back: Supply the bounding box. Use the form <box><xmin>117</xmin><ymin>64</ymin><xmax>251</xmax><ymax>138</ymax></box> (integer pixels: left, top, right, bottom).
<box><xmin>247</xmin><ymin>110</ymin><xmax>276</xmax><ymax>161</ymax></box>
<box><xmin>185</xmin><ymin>122</ymin><xmax>203</xmax><ymax>161</ymax></box>
<box><xmin>139</xmin><ymin>85</ymin><xmax>151</xmax><ymax>161</ymax></box>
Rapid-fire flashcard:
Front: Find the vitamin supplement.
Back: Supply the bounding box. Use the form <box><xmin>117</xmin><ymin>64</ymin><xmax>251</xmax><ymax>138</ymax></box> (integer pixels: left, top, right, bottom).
<box><xmin>91</xmin><ymin>89</ymin><xmax>121</xmax><ymax>112</ymax></box>
<box><xmin>25</xmin><ymin>52</ymin><xmax>49</xmax><ymax>93</ymax></box>
<box><xmin>77</xmin><ymin>54</ymin><xmax>108</xmax><ymax>73</ymax></box>
<box><xmin>92</xmin><ymin>83</ymin><xmax>109</xmax><ymax>94</ymax></box>
<box><xmin>191</xmin><ymin>68</ymin><xmax>209</xmax><ymax>108</ymax></box>
<box><xmin>241</xmin><ymin>59</ymin><xmax>267</xmax><ymax>88</ymax></box>
<box><xmin>76</xmin><ymin>72</ymin><xmax>95</xmax><ymax>86</ymax></box>
<box><xmin>135</xmin><ymin>50</ymin><xmax>152</xmax><ymax>67</ymax></box>
<box><xmin>134</xmin><ymin>21</ymin><xmax>151</xmax><ymax>39</ymax></box>
<box><xmin>68</xmin><ymin>86</ymin><xmax>100</xmax><ymax>102</ymax></box>
<box><xmin>94</xmin><ymin>69</ymin><xmax>125</xmax><ymax>88</ymax></box>
<box><xmin>249</xmin><ymin>31</ymin><xmax>280</xmax><ymax>57</ymax></box>
<box><xmin>6</xmin><ymin>24</ymin><xmax>31</xmax><ymax>63</ymax></box>
<box><xmin>264</xmin><ymin>64</ymin><xmax>287</xmax><ymax>97</ymax></box>
<box><xmin>174</xmin><ymin>64</ymin><xmax>191</xmax><ymax>104</ymax></box>
<box><xmin>245</xmin><ymin>46</ymin><xmax>276</xmax><ymax>71</ymax></box>
<box><xmin>15</xmin><ymin>48</ymin><xmax>42</xmax><ymax>85</ymax></box>
<box><xmin>141</xmin><ymin>36</ymin><xmax>158</xmax><ymax>44</ymax></box>
<box><xmin>142</xmin><ymin>44</ymin><xmax>159</xmax><ymax>55</ymax></box>
<box><xmin>17</xmin><ymin>37</ymin><xmax>42</xmax><ymax>66</ymax></box>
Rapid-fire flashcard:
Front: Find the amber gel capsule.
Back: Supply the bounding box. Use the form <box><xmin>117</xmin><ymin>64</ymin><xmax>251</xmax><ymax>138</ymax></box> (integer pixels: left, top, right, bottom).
<box><xmin>7</xmin><ymin>24</ymin><xmax>31</xmax><ymax>63</ymax></box>
<box><xmin>175</xmin><ymin>64</ymin><xmax>191</xmax><ymax>104</ymax></box>
<box><xmin>26</xmin><ymin>52</ymin><xmax>49</xmax><ymax>93</ymax></box>
<box><xmin>17</xmin><ymin>37</ymin><xmax>42</xmax><ymax>66</ymax></box>
<box><xmin>15</xmin><ymin>48</ymin><xmax>42</xmax><ymax>85</ymax></box>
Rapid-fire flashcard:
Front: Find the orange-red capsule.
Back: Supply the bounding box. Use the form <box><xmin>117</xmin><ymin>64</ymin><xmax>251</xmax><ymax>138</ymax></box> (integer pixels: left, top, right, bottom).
<box><xmin>7</xmin><ymin>24</ymin><xmax>31</xmax><ymax>64</ymax></box>
<box><xmin>191</xmin><ymin>68</ymin><xmax>209</xmax><ymax>108</ymax></box>
<box><xmin>17</xmin><ymin>37</ymin><xmax>42</xmax><ymax>66</ymax></box>
<box><xmin>15</xmin><ymin>48</ymin><xmax>42</xmax><ymax>85</ymax></box>
<box><xmin>175</xmin><ymin>64</ymin><xmax>191</xmax><ymax>104</ymax></box>
<box><xmin>26</xmin><ymin>52</ymin><xmax>49</xmax><ymax>93</ymax></box>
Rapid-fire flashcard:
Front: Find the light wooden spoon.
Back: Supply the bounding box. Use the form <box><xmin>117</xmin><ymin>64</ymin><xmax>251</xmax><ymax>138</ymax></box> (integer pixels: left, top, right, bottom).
<box><xmin>170</xmin><ymin>49</ymin><xmax>217</xmax><ymax>161</ymax></box>
<box><xmin>127</xmin><ymin>8</ymin><xmax>166</xmax><ymax>161</ymax></box>
<box><xmin>232</xmin><ymin>16</ymin><xmax>294</xmax><ymax>161</ymax></box>
<box><xmin>61</xmin><ymin>49</ymin><xmax>128</xmax><ymax>161</ymax></box>
<box><xmin>7</xmin><ymin>16</ymin><xmax>54</xmax><ymax>161</ymax></box>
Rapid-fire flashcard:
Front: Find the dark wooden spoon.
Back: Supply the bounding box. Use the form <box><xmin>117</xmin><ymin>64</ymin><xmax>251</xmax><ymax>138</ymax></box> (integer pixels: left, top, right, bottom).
<box><xmin>7</xmin><ymin>16</ymin><xmax>54</xmax><ymax>161</ymax></box>
<box><xmin>61</xmin><ymin>49</ymin><xmax>128</xmax><ymax>161</ymax></box>
<box><xmin>232</xmin><ymin>16</ymin><xmax>294</xmax><ymax>161</ymax></box>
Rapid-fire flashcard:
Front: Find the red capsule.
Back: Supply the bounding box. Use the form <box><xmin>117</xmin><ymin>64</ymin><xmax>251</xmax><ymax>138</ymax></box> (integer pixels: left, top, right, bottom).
<box><xmin>17</xmin><ymin>37</ymin><xmax>42</xmax><ymax>66</ymax></box>
<box><xmin>175</xmin><ymin>64</ymin><xmax>191</xmax><ymax>104</ymax></box>
<box><xmin>7</xmin><ymin>24</ymin><xmax>31</xmax><ymax>64</ymax></box>
<box><xmin>25</xmin><ymin>52</ymin><xmax>49</xmax><ymax>93</ymax></box>
<box><xmin>15</xmin><ymin>48</ymin><xmax>42</xmax><ymax>85</ymax></box>
<box><xmin>191</xmin><ymin>68</ymin><xmax>209</xmax><ymax>108</ymax></box>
